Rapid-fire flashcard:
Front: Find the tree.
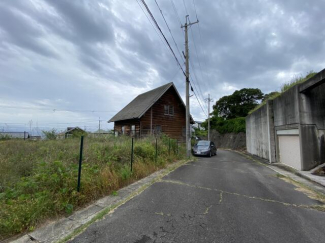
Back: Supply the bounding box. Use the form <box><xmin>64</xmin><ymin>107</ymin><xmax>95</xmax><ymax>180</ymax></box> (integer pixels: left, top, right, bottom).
<box><xmin>213</xmin><ymin>88</ymin><xmax>264</xmax><ymax>119</ymax></box>
<box><xmin>42</xmin><ymin>129</ymin><xmax>57</xmax><ymax>140</ymax></box>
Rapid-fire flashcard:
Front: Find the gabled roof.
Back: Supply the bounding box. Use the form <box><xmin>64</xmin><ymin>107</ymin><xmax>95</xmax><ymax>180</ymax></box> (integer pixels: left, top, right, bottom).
<box><xmin>109</xmin><ymin>82</ymin><xmax>188</xmax><ymax>122</ymax></box>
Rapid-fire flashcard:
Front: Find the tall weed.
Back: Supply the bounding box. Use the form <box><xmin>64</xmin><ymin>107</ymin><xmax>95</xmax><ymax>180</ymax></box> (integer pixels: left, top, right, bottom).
<box><xmin>0</xmin><ymin>135</ymin><xmax>185</xmax><ymax>240</ymax></box>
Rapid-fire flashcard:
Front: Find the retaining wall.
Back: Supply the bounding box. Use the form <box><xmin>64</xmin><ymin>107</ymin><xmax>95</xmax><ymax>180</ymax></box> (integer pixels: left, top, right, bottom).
<box><xmin>246</xmin><ymin>68</ymin><xmax>325</xmax><ymax>170</ymax></box>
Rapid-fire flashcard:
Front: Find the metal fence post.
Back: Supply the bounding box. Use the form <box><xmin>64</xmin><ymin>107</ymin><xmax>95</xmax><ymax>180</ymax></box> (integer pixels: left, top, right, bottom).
<box><xmin>77</xmin><ymin>136</ymin><xmax>84</xmax><ymax>192</ymax></box>
<box><xmin>155</xmin><ymin>137</ymin><xmax>158</xmax><ymax>163</ymax></box>
<box><xmin>169</xmin><ymin>138</ymin><xmax>171</xmax><ymax>156</ymax></box>
<box><xmin>131</xmin><ymin>137</ymin><xmax>134</xmax><ymax>172</ymax></box>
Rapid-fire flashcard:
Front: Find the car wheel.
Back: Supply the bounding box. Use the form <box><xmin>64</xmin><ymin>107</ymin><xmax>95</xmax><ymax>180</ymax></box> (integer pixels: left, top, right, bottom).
<box><xmin>209</xmin><ymin>151</ymin><xmax>212</xmax><ymax>157</ymax></box>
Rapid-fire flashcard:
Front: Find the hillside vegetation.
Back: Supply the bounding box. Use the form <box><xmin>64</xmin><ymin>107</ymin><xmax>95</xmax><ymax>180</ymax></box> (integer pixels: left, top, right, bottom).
<box><xmin>0</xmin><ymin>135</ymin><xmax>185</xmax><ymax>240</ymax></box>
<box><xmin>249</xmin><ymin>71</ymin><xmax>317</xmax><ymax>114</ymax></box>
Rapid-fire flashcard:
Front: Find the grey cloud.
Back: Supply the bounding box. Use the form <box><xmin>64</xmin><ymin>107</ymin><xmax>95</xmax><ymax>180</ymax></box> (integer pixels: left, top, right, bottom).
<box><xmin>0</xmin><ymin>5</ymin><xmax>56</xmax><ymax>57</ymax></box>
<box><xmin>43</xmin><ymin>0</ymin><xmax>114</xmax><ymax>43</ymax></box>
<box><xmin>1</xmin><ymin>0</ymin><xmax>325</xmax><ymax>128</ymax></box>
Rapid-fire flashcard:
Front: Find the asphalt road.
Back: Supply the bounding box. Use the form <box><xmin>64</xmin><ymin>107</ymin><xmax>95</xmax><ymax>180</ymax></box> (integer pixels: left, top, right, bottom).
<box><xmin>70</xmin><ymin>150</ymin><xmax>325</xmax><ymax>243</ymax></box>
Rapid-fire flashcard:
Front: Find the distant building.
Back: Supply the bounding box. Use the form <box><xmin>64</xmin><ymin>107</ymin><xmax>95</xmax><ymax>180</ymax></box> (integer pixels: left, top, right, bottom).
<box><xmin>29</xmin><ymin>136</ymin><xmax>42</xmax><ymax>140</ymax></box>
<box><xmin>0</xmin><ymin>131</ymin><xmax>29</xmax><ymax>139</ymax></box>
<box><xmin>192</xmin><ymin>121</ymin><xmax>205</xmax><ymax>130</ymax></box>
<box><xmin>109</xmin><ymin>82</ymin><xmax>194</xmax><ymax>140</ymax></box>
<box><xmin>57</xmin><ymin>127</ymin><xmax>86</xmax><ymax>139</ymax></box>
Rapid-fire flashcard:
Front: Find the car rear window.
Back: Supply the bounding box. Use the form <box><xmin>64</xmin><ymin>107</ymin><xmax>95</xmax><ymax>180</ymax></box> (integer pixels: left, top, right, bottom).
<box><xmin>197</xmin><ymin>141</ymin><xmax>210</xmax><ymax>146</ymax></box>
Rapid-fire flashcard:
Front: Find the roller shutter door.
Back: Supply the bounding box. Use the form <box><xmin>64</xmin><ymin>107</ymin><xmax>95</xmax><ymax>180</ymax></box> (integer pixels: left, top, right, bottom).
<box><xmin>278</xmin><ymin>135</ymin><xmax>301</xmax><ymax>170</ymax></box>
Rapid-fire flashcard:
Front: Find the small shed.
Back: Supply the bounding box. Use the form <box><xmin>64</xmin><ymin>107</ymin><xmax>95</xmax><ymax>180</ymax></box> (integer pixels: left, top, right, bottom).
<box><xmin>57</xmin><ymin>127</ymin><xmax>86</xmax><ymax>139</ymax></box>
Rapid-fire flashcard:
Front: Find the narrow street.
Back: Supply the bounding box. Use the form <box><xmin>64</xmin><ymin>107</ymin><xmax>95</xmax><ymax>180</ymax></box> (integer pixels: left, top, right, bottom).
<box><xmin>70</xmin><ymin>150</ymin><xmax>325</xmax><ymax>243</ymax></box>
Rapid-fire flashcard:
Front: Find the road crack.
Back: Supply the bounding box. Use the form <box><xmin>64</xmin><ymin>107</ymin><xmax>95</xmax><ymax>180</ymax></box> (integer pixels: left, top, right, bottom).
<box><xmin>203</xmin><ymin>205</ymin><xmax>212</xmax><ymax>215</ymax></box>
<box><xmin>159</xmin><ymin>179</ymin><xmax>324</xmax><ymax>212</ymax></box>
<box><xmin>219</xmin><ymin>191</ymin><xmax>223</xmax><ymax>204</ymax></box>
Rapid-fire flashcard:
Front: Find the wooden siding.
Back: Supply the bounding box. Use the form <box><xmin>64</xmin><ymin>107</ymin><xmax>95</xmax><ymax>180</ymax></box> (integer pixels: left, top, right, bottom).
<box><xmin>140</xmin><ymin>87</ymin><xmax>186</xmax><ymax>140</ymax></box>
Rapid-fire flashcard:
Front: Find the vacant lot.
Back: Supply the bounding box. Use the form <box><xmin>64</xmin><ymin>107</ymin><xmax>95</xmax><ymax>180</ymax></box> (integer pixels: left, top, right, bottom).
<box><xmin>0</xmin><ymin>135</ymin><xmax>185</xmax><ymax>240</ymax></box>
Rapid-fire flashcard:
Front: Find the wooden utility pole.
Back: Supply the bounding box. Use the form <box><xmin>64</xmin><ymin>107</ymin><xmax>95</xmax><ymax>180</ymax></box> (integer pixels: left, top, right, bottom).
<box><xmin>205</xmin><ymin>94</ymin><xmax>213</xmax><ymax>140</ymax></box>
<box><xmin>182</xmin><ymin>15</ymin><xmax>198</xmax><ymax>157</ymax></box>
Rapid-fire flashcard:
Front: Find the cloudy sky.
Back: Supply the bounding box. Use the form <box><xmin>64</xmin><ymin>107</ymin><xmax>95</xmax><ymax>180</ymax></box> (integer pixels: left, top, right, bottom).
<box><xmin>0</xmin><ymin>0</ymin><xmax>324</xmax><ymax>134</ymax></box>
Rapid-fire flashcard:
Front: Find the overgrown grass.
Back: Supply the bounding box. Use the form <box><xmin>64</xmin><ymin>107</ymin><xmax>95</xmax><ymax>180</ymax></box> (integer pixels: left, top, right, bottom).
<box><xmin>0</xmin><ymin>135</ymin><xmax>186</xmax><ymax>240</ymax></box>
<box><xmin>248</xmin><ymin>92</ymin><xmax>281</xmax><ymax>114</ymax></box>
<box><xmin>248</xmin><ymin>71</ymin><xmax>317</xmax><ymax>114</ymax></box>
<box><xmin>281</xmin><ymin>71</ymin><xmax>317</xmax><ymax>93</ymax></box>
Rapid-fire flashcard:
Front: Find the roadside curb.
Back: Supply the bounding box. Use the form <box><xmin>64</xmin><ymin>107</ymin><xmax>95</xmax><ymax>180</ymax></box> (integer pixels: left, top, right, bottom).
<box><xmin>232</xmin><ymin>150</ymin><xmax>325</xmax><ymax>195</ymax></box>
<box><xmin>12</xmin><ymin>159</ymin><xmax>190</xmax><ymax>243</ymax></box>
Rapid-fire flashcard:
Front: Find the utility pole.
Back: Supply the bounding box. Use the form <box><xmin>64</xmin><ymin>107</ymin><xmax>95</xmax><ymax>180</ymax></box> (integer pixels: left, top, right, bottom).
<box><xmin>181</xmin><ymin>15</ymin><xmax>198</xmax><ymax>157</ymax></box>
<box><xmin>98</xmin><ymin>117</ymin><xmax>101</xmax><ymax>133</ymax></box>
<box><xmin>205</xmin><ymin>94</ymin><xmax>214</xmax><ymax>140</ymax></box>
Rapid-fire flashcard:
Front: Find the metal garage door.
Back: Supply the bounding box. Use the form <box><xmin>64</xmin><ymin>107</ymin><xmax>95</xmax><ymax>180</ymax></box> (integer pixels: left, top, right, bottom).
<box><xmin>278</xmin><ymin>135</ymin><xmax>301</xmax><ymax>170</ymax></box>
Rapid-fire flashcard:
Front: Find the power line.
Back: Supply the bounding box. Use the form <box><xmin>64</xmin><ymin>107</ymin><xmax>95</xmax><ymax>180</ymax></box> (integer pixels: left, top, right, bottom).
<box><xmin>182</xmin><ymin>0</ymin><xmax>189</xmax><ymax>15</ymax></box>
<box><xmin>0</xmin><ymin>105</ymin><xmax>116</xmax><ymax>113</ymax></box>
<box><xmin>192</xmin><ymin>0</ymin><xmax>199</xmax><ymax>20</ymax></box>
<box><xmin>135</xmin><ymin>0</ymin><xmax>169</xmax><ymax>51</ymax></box>
<box><xmin>191</xmin><ymin>0</ymin><xmax>210</xmax><ymax>92</ymax></box>
<box><xmin>180</xmin><ymin>0</ymin><xmax>207</xmax><ymax>110</ymax></box>
<box><xmin>188</xmin><ymin>27</ymin><xmax>208</xmax><ymax>112</ymax></box>
<box><xmin>189</xmin><ymin>59</ymin><xmax>208</xmax><ymax>111</ymax></box>
<box><xmin>190</xmin><ymin>81</ymin><xmax>207</xmax><ymax>117</ymax></box>
<box><xmin>154</xmin><ymin>0</ymin><xmax>184</xmax><ymax>64</ymax></box>
<box><xmin>139</xmin><ymin>0</ymin><xmax>186</xmax><ymax>76</ymax></box>
<box><xmin>170</xmin><ymin>0</ymin><xmax>182</xmax><ymax>27</ymax></box>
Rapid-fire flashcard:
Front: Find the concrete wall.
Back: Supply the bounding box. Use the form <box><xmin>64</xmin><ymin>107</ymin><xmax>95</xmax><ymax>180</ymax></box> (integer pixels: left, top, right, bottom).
<box><xmin>246</xmin><ymin>104</ymin><xmax>269</xmax><ymax>160</ymax></box>
<box><xmin>246</xmin><ymin>101</ymin><xmax>275</xmax><ymax>161</ymax></box>
<box><xmin>298</xmin><ymin>71</ymin><xmax>325</xmax><ymax>170</ymax></box>
<box><xmin>246</xmin><ymin>68</ymin><xmax>325</xmax><ymax>170</ymax></box>
<box><xmin>273</xmin><ymin>86</ymin><xmax>300</xmax><ymax>127</ymax></box>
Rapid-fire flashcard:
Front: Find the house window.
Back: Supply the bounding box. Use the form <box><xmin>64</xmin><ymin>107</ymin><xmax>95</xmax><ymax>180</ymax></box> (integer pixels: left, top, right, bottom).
<box><xmin>122</xmin><ymin>126</ymin><xmax>125</xmax><ymax>135</ymax></box>
<box><xmin>164</xmin><ymin>105</ymin><xmax>174</xmax><ymax>116</ymax></box>
<box><xmin>164</xmin><ymin>105</ymin><xmax>169</xmax><ymax>115</ymax></box>
<box><xmin>169</xmin><ymin>105</ymin><xmax>174</xmax><ymax>115</ymax></box>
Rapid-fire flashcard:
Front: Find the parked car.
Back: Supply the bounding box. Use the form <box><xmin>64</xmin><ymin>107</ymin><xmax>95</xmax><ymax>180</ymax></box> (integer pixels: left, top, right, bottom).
<box><xmin>192</xmin><ymin>140</ymin><xmax>217</xmax><ymax>157</ymax></box>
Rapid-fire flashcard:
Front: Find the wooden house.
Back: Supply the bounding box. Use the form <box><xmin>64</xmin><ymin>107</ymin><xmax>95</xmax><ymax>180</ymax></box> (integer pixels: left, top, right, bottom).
<box><xmin>109</xmin><ymin>82</ymin><xmax>194</xmax><ymax>140</ymax></box>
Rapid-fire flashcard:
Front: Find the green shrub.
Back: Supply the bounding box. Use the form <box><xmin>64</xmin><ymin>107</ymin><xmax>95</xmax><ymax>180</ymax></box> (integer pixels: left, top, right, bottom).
<box><xmin>42</xmin><ymin>129</ymin><xmax>57</xmax><ymax>140</ymax></box>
